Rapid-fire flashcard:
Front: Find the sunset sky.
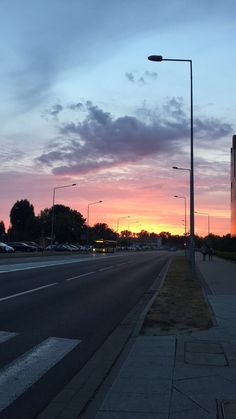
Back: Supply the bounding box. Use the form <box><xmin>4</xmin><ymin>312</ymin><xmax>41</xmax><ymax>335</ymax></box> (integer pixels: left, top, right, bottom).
<box><xmin>0</xmin><ymin>0</ymin><xmax>235</xmax><ymax>236</ymax></box>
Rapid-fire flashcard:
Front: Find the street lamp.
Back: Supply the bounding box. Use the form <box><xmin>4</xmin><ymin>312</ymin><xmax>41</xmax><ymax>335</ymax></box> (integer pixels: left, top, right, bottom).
<box><xmin>87</xmin><ymin>201</ymin><xmax>103</xmax><ymax>227</ymax></box>
<box><xmin>148</xmin><ymin>54</ymin><xmax>195</xmax><ymax>272</ymax></box>
<box><xmin>172</xmin><ymin>166</ymin><xmax>190</xmax><ymax>173</ymax></box>
<box><xmin>174</xmin><ymin>195</ymin><xmax>187</xmax><ymax>251</ymax></box>
<box><xmin>50</xmin><ymin>183</ymin><xmax>76</xmax><ymax>245</ymax></box>
<box><xmin>117</xmin><ymin>216</ymin><xmax>130</xmax><ymax>233</ymax></box>
<box><xmin>128</xmin><ymin>221</ymin><xmax>139</xmax><ymax>231</ymax></box>
<box><xmin>195</xmin><ymin>211</ymin><xmax>210</xmax><ymax>236</ymax></box>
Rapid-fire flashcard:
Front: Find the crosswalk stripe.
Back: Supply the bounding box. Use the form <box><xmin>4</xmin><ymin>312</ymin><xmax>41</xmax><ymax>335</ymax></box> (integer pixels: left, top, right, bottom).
<box><xmin>0</xmin><ymin>336</ymin><xmax>81</xmax><ymax>412</ymax></box>
<box><xmin>0</xmin><ymin>331</ymin><xmax>18</xmax><ymax>344</ymax></box>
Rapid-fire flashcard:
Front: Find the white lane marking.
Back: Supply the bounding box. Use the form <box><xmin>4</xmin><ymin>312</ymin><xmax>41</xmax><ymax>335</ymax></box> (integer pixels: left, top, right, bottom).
<box><xmin>0</xmin><ymin>254</ymin><xmax>126</xmax><ymax>274</ymax></box>
<box><xmin>0</xmin><ymin>331</ymin><xmax>18</xmax><ymax>344</ymax></box>
<box><xmin>98</xmin><ymin>266</ymin><xmax>113</xmax><ymax>272</ymax></box>
<box><xmin>66</xmin><ymin>271</ymin><xmax>95</xmax><ymax>281</ymax></box>
<box><xmin>0</xmin><ymin>283</ymin><xmax>57</xmax><ymax>302</ymax></box>
<box><xmin>0</xmin><ymin>336</ymin><xmax>81</xmax><ymax>412</ymax></box>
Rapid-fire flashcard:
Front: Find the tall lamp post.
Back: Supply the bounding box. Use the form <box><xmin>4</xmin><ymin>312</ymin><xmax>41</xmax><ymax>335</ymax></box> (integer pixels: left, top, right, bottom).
<box><xmin>128</xmin><ymin>221</ymin><xmax>139</xmax><ymax>233</ymax></box>
<box><xmin>50</xmin><ymin>183</ymin><xmax>76</xmax><ymax>245</ymax></box>
<box><xmin>148</xmin><ymin>55</ymin><xmax>195</xmax><ymax>272</ymax></box>
<box><xmin>117</xmin><ymin>216</ymin><xmax>130</xmax><ymax>233</ymax></box>
<box><xmin>87</xmin><ymin>200</ymin><xmax>103</xmax><ymax>227</ymax></box>
<box><xmin>195</xmin><ymin>211</ymin><xmax>210</xmax><ymax>236</ymax></box>
<box><xmin>174</xmin><ymin>195</ymin><xmax>187</xmax><ymax>251</ymax></box>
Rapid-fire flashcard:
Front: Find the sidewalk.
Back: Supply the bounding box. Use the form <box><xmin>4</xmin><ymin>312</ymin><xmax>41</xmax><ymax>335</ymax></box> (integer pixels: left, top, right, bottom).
<box><xmin>94</xmin><ymin>253</ymin><xmax>236</xmax><ymax>419</ymax></box>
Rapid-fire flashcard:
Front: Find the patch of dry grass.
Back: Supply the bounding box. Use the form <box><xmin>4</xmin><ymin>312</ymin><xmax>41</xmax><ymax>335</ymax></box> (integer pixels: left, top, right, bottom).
<box><xmin>141</xmin><ymin>256</ymin><xmax>214</xmax><ymax>336</ymax></box>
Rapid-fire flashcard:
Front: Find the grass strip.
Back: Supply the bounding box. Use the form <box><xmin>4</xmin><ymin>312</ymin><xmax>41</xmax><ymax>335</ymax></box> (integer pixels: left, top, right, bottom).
<box><xmin>141</xmin><ymin>256</ymin><xmax>213</xmax><ymax>336</ymax></box>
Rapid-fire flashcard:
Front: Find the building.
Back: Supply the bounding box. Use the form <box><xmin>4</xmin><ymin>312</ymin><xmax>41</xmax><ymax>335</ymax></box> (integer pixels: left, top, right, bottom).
<box><xmin>231</xmin><ymin>135</ymin><xmax>236</xmax><ymax>237</ymax></box>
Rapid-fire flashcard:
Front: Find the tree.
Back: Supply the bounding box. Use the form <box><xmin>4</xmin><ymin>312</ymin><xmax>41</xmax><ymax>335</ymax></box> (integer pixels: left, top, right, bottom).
<box><xmin>38</xmin><ymin>204</ymin><xmax>86</xmax><ymax>243</ymax></box>
<box><xmin>120</xmin><ymin>230</ymin><xmax>132</xmax><ymax>238</ymax></box>
<box><xmin>9</xmin><ymin>199</ymin><xmax>36</xmax><ymax>240</ymax></box>
<box><xmin>90</xmin><ymin>223</ymin><xmax>118</xmax><ymax>241</ymax></box>
<box><xmin>0</xmin><ymin>221</ymin><xmax>6</xmax><ymax>241</ymax></box>
<box><xmin>137</xmin><ymin>230</ymin><xmax>150</xmax><ymax>238</ymax></box>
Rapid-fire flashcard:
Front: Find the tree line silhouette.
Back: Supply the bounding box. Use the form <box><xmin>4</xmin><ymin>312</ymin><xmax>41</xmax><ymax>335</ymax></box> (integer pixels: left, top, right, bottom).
<box><xmin>0</xmin><ymin>199</ymin><xmax>235</xmax><ymax>251</ymax></box>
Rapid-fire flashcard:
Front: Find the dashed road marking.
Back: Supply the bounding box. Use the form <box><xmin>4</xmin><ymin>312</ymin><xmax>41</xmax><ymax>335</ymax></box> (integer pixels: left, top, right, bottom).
<box><xmin>66</xmin><ymin>271</ymin><xmax>95</xmax><ymax>281</ymax></box>
<box><xmin>98</xmin><ymin>266</ymin><xmax>113</xmax><ymax>272</ymax></box>
<box><xmin>0</xmin><ymin>283</ymin><xmax>57</xmax><ymax>302</ymax></box>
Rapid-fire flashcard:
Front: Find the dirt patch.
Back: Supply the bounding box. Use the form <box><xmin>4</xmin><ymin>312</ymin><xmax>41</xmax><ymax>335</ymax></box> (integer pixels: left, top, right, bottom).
<box><xmin>141</xmin><ymin>256</ymin><xmax>214</xmax><ymax>336</ymax></box>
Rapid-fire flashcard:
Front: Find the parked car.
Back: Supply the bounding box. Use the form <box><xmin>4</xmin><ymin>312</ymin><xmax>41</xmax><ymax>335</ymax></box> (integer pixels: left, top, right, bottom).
<box><xmin>67</xmin><ymin>244</ymin><xmax>80</xmax><ymax>251</ymax></box>
<box><xmin>0</xmin><ymin>242</ymin><xmax>15</xmax><ymax>253</ymax></box>
<box><xmin>45</xmin><ymin>244</ymin><xmax>57</xmax><ymax>251</ymax></box>
<box><xmin>79</xmin><ymin>244</ymin><xmax>92</xmax><ymax>252</ymax></box>
<box><xmin>24</xmin><ymin>241</ymin><xmax>44</xmax><ymax>251</ymax></box>
<box><xmin>46</xmin><ymin>243</ymin><xmax>79</xmax><ymax>252</ymax></box>
<box><xmin>8</xmin><ymin>242</ymin><xmax>37</xmax><ymax>252</ymax></box>
<box><xmin>54</xmin><ymin>244</ymin><xmax>74</xmax><ymax>252</ymax></box>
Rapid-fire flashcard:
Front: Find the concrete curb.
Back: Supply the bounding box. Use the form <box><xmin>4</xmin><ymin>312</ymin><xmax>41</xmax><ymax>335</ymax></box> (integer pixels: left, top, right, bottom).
<box><xmin>195</xmin><ymin>265</ymin><xmax>218</xmax><ymax>327</ymax></box>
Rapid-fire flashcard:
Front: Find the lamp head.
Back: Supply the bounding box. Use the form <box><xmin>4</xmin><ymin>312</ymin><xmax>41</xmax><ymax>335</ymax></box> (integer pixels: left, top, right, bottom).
<box><xmin>148</xmin><ymin>55</ymin><xmax>163</xmax><ymax>62</ymax></box>
<box><xmin>172</xmin><ymin>166</ymin><xmax>178</xmax><ymax>170</ymax></box>
<box><xmin>148</xmin><ymin>55</ymin><xmax>163</xmax><ymax>61</ymax></box>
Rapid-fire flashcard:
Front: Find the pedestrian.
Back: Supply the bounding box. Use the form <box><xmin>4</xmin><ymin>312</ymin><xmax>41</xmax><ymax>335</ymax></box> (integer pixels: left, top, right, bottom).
<box><xmin>201</xmin><ymin>244</ymin><xmax>208</xmax><ymax>261</ymax></box>
<box><xmin>208</xmin><ymin>247</ymin><xmax>214</xmax><ymax>261</ymax></box>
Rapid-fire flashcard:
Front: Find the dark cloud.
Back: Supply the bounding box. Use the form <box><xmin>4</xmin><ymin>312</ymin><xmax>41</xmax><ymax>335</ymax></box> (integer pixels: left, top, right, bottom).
<box><xmin>0</xmin><ymin>147</ymin><xmax>25</xmax><ymax>164</ymax></box>
<box><xmin>42</xmin><ymin>104</ymin><xmax>64</xmax><ymax>120</ymax></box>
<box><xmin>194</xmin><ymin>117</ymin><xmax>232</xmax><ymax>141</ymax></box>
<box><xmin>144</xmin><ymin>71</ymin><xmax>158</xmax><ymax>80</ymax></box>
<box><xmin>125</xmin><ymin>71</ymin><xmax>157</xmax><ymax>86</ymax></box>
<box><xmin>68</xmin><ymin>102</ymin><xmax>84</xmax><ymax>111</ymax></box>
<box><xmin>125</xmin><ymin>72</ymin><xmax>135</xmax><ymax>83</ymax></box>
<box><xmin>138</xmin><ymin>77</ymin><xmax>145</xmax><ymax>86</ymax></box>
<box><xmin>36</xmin><ymin>98</ymin><xmax>233</xmax><ymax>176</ymax></box>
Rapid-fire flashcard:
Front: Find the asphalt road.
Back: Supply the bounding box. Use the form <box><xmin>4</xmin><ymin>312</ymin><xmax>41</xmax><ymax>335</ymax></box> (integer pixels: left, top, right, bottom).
<box><xmin>0</xmin><ymin>251</ymin><xmax>169</xmax><ymax>419</ymax></box>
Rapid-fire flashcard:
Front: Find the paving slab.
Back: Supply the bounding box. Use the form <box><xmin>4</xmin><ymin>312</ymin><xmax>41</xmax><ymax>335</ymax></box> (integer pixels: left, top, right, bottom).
<box><xmin>169</xmin><ymin>389</ymin><xmax>214</xmax><ymax>418</ymax></box>
<box><xmin>100</xmin><ymin>390</ymin><xmax>171</xmax><ymax>414</ymax></box>
<box><xmin>108</xmin><ymin>376</ymin><xmax>171</xmax><ymax>394</ymax></box>
<box><xmin>185</xmin><ymin>351</ymin><xmax>228</xmax><ymax>366</ymax></box>
<box><xmin>174</xmin><ymin>375</ymin><xmax>236</xmax><ymax>413</ymax></box>
<box><xmin>185</xmin><ymin>341</ymin><xmax>224</xmax><ymax>353</ymax></box>
<box><xmin>96</xmin><ymin>412</ymin><xmax>167</xmax><ymax>419</ymax></box>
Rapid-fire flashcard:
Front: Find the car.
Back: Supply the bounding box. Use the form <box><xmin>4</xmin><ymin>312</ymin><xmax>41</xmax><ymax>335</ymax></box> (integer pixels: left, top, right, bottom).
<box><xmin>24</xmin><ymin>241</ymin><xmax>44</xmax><ymax>251</ymax></box>
<box><xmin>8</xmin><ymin>242</ymin><xmax>37</xmax><ymax>252</ymax></box>
<box><xmin>64</xmin><ymin>244</ymin><xmax>79</xmax><ymax>251</ymax></box>
<box><xmin>53</xmin><ymin>244</ymin><xmax>73</xmax><ymax>252</ymax></box>
<box><xmin>78</xmin><ymin>244</ymin><xmax>91</xmax><ymax>251</ymax></box>
<box><xmin>0</xmin><ymin>242</ymin><xmax>15</xmax><ymax>253</ymax></box>
<box><xmin>45</xmin><ymin>244</ymin><xmax>57</xmax><ymax>251</ymax></box>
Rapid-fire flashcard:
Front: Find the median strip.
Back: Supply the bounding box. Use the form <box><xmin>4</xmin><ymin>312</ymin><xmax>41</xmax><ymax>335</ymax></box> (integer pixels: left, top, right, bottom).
<box><xmin>0</xmin><ymin>283</ymin><xmax>57</xmax><ymax>302</ymax></box>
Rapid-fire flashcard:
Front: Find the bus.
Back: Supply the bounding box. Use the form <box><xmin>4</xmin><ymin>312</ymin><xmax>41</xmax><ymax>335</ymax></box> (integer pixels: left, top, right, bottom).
<box><xmin>92</xmin><ymin>239</ymin><xmax>117</xmax><ymax>253</ymax></box>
